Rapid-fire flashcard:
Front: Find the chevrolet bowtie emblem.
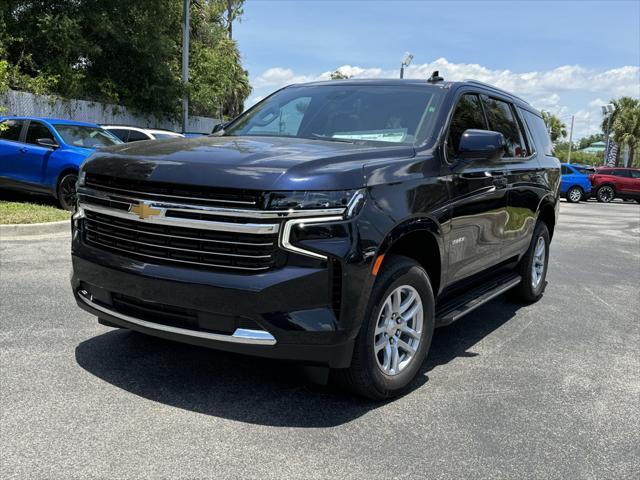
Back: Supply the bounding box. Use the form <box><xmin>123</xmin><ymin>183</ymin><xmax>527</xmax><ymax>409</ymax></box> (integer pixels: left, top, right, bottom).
<box><xmin>129</xmin><ymin>202</ymin><xmax>162</xmax><ymax>220</ymax></box>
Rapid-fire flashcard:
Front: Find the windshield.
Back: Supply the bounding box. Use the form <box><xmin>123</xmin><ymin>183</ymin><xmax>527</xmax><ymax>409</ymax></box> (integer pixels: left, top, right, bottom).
<box><xmin>54</xmin><ymin>125</ymin><xmax>122</xmax><ymax>148</ymax></box>
<box><xmin>224</xmin><ymin>84</ymin><xmax>443</xmax><ymax>146</ymax></box>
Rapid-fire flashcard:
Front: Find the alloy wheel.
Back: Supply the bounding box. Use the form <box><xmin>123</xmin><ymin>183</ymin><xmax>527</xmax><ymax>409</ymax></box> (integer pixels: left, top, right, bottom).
<box><xmin>568</xmin><ymin>187</ymin><xmax>582</xmax><ymax>202</ymax></box>
<box><xmin>531</xmin><ymin>236</ymin><xmax>546</xmax><ymax>289</ymax></box>
<box><xmin>373</xmin><ymin>285</ymin><xmax>423</xmax><ymax>376</ymax></box>
<box><xmin>59</xmin><ymin>175</ymin><xmax>78</xmax><ymax>211</ymax></box>
<box><xmin>598</xmin><ymin>186</ymin><xmax>614</xmax><ymax>203</ymax></box>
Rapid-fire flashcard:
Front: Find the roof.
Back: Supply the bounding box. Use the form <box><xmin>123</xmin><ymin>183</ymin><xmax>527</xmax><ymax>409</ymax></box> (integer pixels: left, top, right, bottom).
<box><xmin>0</xmin><ymin>116</ymin><xmax>99</xmax><ymax>127</ymax></box>
<box><xmin>289</xmin><ymin>77</ymin><xmax>532</xmax><ymax>108</ymax></box>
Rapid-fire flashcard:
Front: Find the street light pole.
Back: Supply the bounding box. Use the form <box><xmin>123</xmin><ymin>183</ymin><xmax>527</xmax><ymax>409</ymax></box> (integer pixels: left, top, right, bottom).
<box><xmin>181</xmin><ymin>0</ymin><xmax>190</xmax><ymax>134</ymax></box>
<box><xmin>602</xmin><ymin>104</ymin><xmax>614</xmax><ymax>166</ymax></box>
<box><xmin>400</xmin><ymin>52</ymin><xmax>413</xmax><ymax>79</ymax></box>
<box><xmin>567</xmin><ymin>115</ymin><xmax>574</xmax><ymax>164</ymax></box>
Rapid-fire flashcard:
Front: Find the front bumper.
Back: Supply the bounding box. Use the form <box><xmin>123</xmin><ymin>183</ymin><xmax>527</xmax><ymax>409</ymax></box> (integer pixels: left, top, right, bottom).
<box><xmin>71</xmin><ymin>239</ymin><xmax>359</xmax><ymax>368</ymax></box>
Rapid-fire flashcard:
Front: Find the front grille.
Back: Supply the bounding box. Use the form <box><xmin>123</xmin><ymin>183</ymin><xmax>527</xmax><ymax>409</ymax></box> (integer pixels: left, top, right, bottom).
<box><xmin>84</xmin><ymin>211</ymin><xmax>278</xmax><ymax>271</ymax></box>
<box><xmin>85</xmin><ymin>173</ymin><xmax>262</xmax><ymax>207</ymax></box>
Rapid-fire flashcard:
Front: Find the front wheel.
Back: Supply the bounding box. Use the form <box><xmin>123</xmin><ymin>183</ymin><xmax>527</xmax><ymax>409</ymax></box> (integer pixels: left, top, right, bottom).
<box><xmin>510</xmin><ymin>222</ymin><xmax>550</xmax><ymax>304</ymax></box>
<box><xmin>596</xmin><ymin>185</ymin><xmax>615</xmax><ymax>203</ymax></box>
<box><xmin>333</xmin><ymin>255</ymin><xmax>435</xmax><ymax>400</ymax></box>
<box><xmin>566</xmin><ymin>186</ymin><xmax>583</xmax><ymax>203</ymax></box>
<box><xmin>57</xmin><ymin>173</ymin><xmax>78</xmax><ymax>211</ymax></box>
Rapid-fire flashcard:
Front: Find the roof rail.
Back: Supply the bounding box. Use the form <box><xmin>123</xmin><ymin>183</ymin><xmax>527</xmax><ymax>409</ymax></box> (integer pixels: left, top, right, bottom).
<box><xmin>463</xmin><ymin>79</ymin><xmax>530</xmax><ymax>105</ymax></box>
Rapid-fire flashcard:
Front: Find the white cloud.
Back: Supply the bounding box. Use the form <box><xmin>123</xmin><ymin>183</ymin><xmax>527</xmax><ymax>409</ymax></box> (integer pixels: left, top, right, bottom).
<box><xmin>250</xmin><ymin>58</ymin><xmax>640</xmax><ymax>139</ymax></box>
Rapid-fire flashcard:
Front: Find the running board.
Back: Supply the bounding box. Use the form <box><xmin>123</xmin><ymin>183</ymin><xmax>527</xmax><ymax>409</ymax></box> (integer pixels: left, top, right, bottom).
<box><xmin>435</xmin><ymin>273</ymin><xmax>521</xmax><ymax>327</ymax></box>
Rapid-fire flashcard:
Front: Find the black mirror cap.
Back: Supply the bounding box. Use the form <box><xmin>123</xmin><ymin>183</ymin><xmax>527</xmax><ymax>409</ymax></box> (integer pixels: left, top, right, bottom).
<box><xmin>211</xmin><ymin>121</ymin><xmax>230</xmax><ymax>134</ymax></box>
<box><xmin>457</xmin><ymin>129</ymin><xmax>506</xmax><ymax>161</ymax></box>
<box><xmin>36</xmin><ymin>138</ymin><xmax>59</xmax><ymax>149</ymax></box>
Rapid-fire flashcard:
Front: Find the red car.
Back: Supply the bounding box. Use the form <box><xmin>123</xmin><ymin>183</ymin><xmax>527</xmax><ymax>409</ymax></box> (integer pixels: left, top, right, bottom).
<box><xmin>590</xmin><ymin>167</ymin><xmax>640</xmax><ymax>203</ymax></box>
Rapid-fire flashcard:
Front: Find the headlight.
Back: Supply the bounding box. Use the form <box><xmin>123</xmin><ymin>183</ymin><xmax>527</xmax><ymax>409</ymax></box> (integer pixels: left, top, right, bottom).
<box><xmin>267</xmin><ymin>190</ymin><xmax>360</xmax><ymax>211</ymax></box>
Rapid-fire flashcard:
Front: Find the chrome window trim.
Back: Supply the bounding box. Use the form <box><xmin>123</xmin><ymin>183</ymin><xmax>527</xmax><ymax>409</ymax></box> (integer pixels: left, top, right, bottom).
<box><xmin>77</xmin><ymin>291</ymin><xmax>277</xmax><ymax>345</ymax></box>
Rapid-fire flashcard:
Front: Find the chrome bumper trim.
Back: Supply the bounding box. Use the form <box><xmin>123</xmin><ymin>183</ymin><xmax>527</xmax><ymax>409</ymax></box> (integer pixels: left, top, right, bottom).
<box><xmin>77</xmin><ymin>291</ymin><xmax>277</xmax><ymax>345</ymax></box>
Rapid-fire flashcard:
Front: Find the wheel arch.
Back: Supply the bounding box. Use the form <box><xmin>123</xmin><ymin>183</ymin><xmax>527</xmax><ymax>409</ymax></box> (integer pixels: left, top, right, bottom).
<box><xmin>54</xmin><ymin>167</ymin><xmax>79</xmax><ymax>199</ymax></box>
<box><xmin>537</xmin><ymin>198</ymin><xmax>557</xmax><ymax>240</ymax></box>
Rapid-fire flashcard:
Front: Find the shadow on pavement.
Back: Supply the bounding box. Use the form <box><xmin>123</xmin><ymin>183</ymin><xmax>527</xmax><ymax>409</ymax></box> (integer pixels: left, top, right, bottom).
<box><xmin>0</xmin><ymin>188</ymin><xmax>59</xmax><ymax>207</ymax></box>
<box><xmin>75</xmin><ymin>296</ymin><xmax>523</xmax><ymax>427</ymax></box>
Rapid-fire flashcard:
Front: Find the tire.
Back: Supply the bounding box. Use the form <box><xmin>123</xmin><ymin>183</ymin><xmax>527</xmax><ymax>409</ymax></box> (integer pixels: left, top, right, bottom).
<box><xmin>57</xmin><ymin>173</ymin><xmax>78</xmax><ymax>211</ymax></box>
<box><xmin>333</xmin><ymin>255</ymin><xmax>435</xmax><ymax>400</ymax></box>
<box><xmin>566</xmin><ymin>186</ymin><xmax>583</xmax><ymax>203</ymax></box>
<box><xmin>596</xmin><ymin>185</ymin><xmax>615</xmax><ymax>203</ymax></box>
<box><xmin>510</xmin><ymin>222</ymin><xmax>550</xmax><ymax>304</ymax></box>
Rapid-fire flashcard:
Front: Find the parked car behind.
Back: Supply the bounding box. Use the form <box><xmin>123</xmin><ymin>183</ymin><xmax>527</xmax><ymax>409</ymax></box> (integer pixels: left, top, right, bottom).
<box><xmin>590</xmin><ymin>167</ymin><xmax>640</xmax><ymax>203</ymax></box>
<box><xmin>0</xmin><ymin>117</ymin><xmax>121</xmax><ymax>210</ymax></box>
<box><xmin>560</xmin><ymin>163</ymin><xmax>594</xmax><ymax>202</ymax></box>
<box><xmin>102</xmin><ymin>125</ymin><xmax>184</xmax><ymax>142</ymax></box>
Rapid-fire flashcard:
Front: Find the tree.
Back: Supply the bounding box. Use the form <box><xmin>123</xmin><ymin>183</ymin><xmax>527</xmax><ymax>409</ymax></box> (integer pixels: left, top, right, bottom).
<box><xmin>601</xmin><ymin>97</ymin><xmax>640</xmax><ymax>167</ymax></box>
<box><xmin>1</xmin><ymin>0</ymin><xmax>251</xmax><ymax>119</ymax></box>
<box><xmin>578</xmin><ymin>133</ymin><xmax>605</xmax><ymax>150</ymax></box>
<box><xmin>541</xmin><ymin>111</ymin><xmax>567</xmax><ymax>143</ymax></box>
<box><xmin>330</xmin><ymin>69</ymin><xmax>351</xmax><ymax>80</ymax></box>
<box><xmin>222</xmin><ymin>0</ymin><xmax>244</xmax><ymax>39</ymax></box>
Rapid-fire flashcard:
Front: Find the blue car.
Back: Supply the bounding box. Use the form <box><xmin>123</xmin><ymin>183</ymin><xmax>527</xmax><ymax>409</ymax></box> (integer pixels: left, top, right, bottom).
<box><xmin>0</xmin><ymin>117</ymin><xmax>121</xmax><ymax>210</ymax></box>
<box><xmin>560</xmin><ymin>163</ymin><xmax>594</xmax><ymax>203</ymax></box>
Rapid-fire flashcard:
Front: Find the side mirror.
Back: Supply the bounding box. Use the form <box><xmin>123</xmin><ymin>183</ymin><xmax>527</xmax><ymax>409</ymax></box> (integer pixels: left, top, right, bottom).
<box><xmin>457</xmin><ymin>129</ymin><xmax>506</xmax><ymax>162</ymax></box>
<box><xmin>36</xmin><ymin>137</ymin><xmax>59</xmax><ymax>149</ymax></box>
<box><xmin>211</xmin><ymin>122</ymin><xmax>229</xmax><ymax>134</ymax></box>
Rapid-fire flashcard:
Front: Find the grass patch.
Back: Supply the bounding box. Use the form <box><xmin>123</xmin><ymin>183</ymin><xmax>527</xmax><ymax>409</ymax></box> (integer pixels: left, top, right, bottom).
<box><xmin>0</xmin><ymin>201</ymin><xmax>70</xmax><ymax>224</ymax></box>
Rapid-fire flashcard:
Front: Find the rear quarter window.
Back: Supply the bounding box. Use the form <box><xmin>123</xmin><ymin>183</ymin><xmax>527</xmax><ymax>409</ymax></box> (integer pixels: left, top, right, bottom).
<box><xmin>0</xmin><ymin>119</ymin><xmax>24</xmax><ymax>141</ymax></box>
<box><xmin>521</xmin><ymin>110</ymin><xmax>553</xmax><ymax>156</ymax></box>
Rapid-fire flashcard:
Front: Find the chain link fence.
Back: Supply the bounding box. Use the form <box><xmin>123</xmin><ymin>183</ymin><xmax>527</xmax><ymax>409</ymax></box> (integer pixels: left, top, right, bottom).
<box><xmin>1</xmin><ymin>90</ymin><xmax>217</xmax><ymax>134</ymax></box>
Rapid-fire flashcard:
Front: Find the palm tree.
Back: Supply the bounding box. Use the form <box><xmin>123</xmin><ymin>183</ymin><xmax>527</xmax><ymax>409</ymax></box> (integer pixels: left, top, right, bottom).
<box><xmin>541</xmin><ymin>111</ymin><xmax>567</xmax><ymax>143</ymax></box>
<box><xmin>602</xmin><ymin>97</ymin><xmax>640</xmax><ymax>167</ymax></box>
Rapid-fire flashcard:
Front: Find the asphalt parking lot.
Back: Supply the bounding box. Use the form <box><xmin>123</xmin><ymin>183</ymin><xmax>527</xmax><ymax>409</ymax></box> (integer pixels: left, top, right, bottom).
<box><xmin>1</xmin><ymin>200</ymin><xmax>639</xmax><ymax>479</ymax></box>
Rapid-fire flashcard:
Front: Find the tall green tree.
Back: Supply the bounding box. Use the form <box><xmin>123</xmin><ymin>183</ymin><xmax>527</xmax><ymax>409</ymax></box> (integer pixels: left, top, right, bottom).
<box><xmin>601</xmin><ymin>97</ymin><xmax>640</xmax><ymax>166</ymax></box>
<box><xmin>1</xmin><ymin>0</ymin><xmax>250</xmax><ymax>119</ymax></box>
<box><xmin>541</xmin><ymin>111</ymin><xmax>567</xmax><ymax>143</ymax></box>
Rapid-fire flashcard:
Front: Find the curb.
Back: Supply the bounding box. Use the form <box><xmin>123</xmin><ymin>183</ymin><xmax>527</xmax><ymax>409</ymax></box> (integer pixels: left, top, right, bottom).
<box><xmin>0</xmin><ymin>220</ymin><xmax>70</xmax><ymax>239</ymax></box>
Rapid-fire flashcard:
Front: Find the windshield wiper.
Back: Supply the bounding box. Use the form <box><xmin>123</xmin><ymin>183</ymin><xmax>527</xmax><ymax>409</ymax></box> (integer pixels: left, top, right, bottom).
<box><xmin>308</xmin><ymin>133</ymin><xmax>357</xmax><ymax>144</ymax></box>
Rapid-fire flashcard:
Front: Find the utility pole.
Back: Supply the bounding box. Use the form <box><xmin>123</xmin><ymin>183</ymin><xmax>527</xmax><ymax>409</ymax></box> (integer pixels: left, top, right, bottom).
<box><xmin>181</xmin><ymin>0</ymin><xmax>190</xmax><ymax>134</ymax></box>
<box><xmin>602</xmin><ymin>104</ymin><xmax>614</xmax><ymax>166</ymax></box>
<box><xmin>566</xmin><ymin>115</ymin><xmax>574</xmax><ymax>164</ymax></box>
<box><xmin>400</xmin><ymin>52</ymin><xmax>413</xmax><ymax>79</ymax></box>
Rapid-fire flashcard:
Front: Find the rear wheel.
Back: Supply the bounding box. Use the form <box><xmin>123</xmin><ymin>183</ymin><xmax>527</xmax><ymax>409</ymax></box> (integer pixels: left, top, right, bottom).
<box><xmin>334</xmin><ymin>255</ymin><xmax>435</xmax><ymax>400</ymax></box>
<box><xmin>596</xmin><ymin>185</ymin><xmax>615</xmax><ymax>203</ymax></box>
<box><xmin>510</xmin><ymin>222</ymin><xmax>550</xmax><ymax>303</ymax></box>
<box><xmin>566</xmin><ymin>186</ymin><xmax>583</xmax><ymax>203</ymax></box>
<box><xmin>57</xmin><ymin>173</ymin><xmax>78</xmax><ymax>211</ymax></box>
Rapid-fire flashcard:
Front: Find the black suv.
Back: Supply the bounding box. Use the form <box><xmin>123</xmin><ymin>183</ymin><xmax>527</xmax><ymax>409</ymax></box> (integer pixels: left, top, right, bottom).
<box><xmin>71</xmin><ymin>78</ymin><xmax>559</xmax><ymax>399</ymax></box>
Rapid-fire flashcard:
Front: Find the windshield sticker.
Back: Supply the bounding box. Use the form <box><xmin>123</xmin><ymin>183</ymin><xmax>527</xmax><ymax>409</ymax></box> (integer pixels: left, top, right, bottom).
<box><xmin>333</xmin><ymin>129</ymin><xmax>408</xmax><ymax>143</ymax></box>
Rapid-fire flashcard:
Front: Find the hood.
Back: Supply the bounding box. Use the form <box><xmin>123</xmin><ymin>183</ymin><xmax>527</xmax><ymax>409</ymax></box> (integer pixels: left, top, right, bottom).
<box><xmin>82</xmin><ymin>135</ymin><xmax>415</xmax><ymax>191</ymax></box>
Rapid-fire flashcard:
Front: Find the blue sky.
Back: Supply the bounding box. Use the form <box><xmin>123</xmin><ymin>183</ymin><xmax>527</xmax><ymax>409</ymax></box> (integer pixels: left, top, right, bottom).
<box><xmin>234</xmin><ymin>0</ymin><xmax>640</xmax><ymax>140</ymax></box>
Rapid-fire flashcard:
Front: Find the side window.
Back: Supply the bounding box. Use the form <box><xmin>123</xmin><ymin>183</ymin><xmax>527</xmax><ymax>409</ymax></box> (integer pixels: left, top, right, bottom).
<box><xmin>126</xmin><ymin>130</ymin><xmax>150</xmax><ymax>142</ymax></box>
<box><xmin>522</xmin><ymin>110</ymin><xmax>553</xmax><ymax>156</ymax></box>
<box><xmin>446</xmin><ymin>93</ymin><xmax>487</xmax><ymax>159</ymax></box>
<box><xmin>0</xmin><ymin>119</ymin><xmax>24</xmax><ymax>142</ymax></box>
<box><xmin>108</xmin><ymin>129</ymin><xmax>129</xmax><ymax>142</ymax></box>
<box><xmin>561</xmin><ymin>165</ymin><xmax>572</xmax><ymax>175</ymax></box>
<box><xmin>481</xmin><ymin>96</ymin><xmax>526</xmax><ymax>157</ymax></box>
<box><xmin>247</xmin><ymin>96</ymin><xmax>311</xmax><ymax>136</ymax></box>
<box><xmin>630</xmin><ymin>170</ymin><xmax>640</xmax><ymax>179</ymax></box>
<box><xmin>613</xmin><ymin>170</ymin><xmax>631</xmax><ymax>177</ymax></box>
<box><xmin>25</xmin><ymin>121</ymin><xmax>56</xmax><ymax>145</ymax></box>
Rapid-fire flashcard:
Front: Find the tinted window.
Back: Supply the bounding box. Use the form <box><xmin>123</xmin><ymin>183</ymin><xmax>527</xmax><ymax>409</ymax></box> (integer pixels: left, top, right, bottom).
<box><xmin>575</xmin><ymin>166</ymin><xmax>595</xmax><ymax>175</ymax></box>
<box><xmin>561</xmin><ymin>165</ymin><xmax>572</xmax><ymax>175</ymax></box>
<box><xmin>0</xmin><ymin>119</ymin><xmax>24</xmax><ymax>141</ymax></box>
<box><xmin>108</xmin><ymin>129</ymin><xmax>130</xmax><ymax>142</ymax></box>
<box><xmin>598</xmin><ymin>169</ymin><xmax>613</xmax><ymax>175</ymax></box>
<box><xmin>226</xmin><ymin>85</ymin><xmax>443</xmax><ymax>146</ymax></box>
<box><xmin>613</xmin><ymin>170</ymin><xmax>631</xmax><ymax>177</ymax></box>
<box><xmin>446</xmin><ymin>94</ymin><xmax>487</xmax><ymax>159</ymax></box>
<box><xmin>522</xmin><ymin>110</ymin><xmax>553</xmax><ymax>156</ymax></box>
<box><xmin>127</xmin><ymin>130</ymin><xmax>150</xmax><ymax>142</ymax></box>
<box><xmin>25</xmin><ymin>121</ymin><xmax>56</xmax><ymax>145</ymax></box>
<box><xmin>53</xmin><ymin>125</ymin><xmax>121</xmax><ymax>148</ymax></box>
<box><xmin>630</xmin><ymin>170</ymin><xmax>640</xmax><ymax>179</ymax></box>
<box><xmin>482</xmin><ymin>96</ymin><xmax>526</xmax><ymax>157</ymax></box>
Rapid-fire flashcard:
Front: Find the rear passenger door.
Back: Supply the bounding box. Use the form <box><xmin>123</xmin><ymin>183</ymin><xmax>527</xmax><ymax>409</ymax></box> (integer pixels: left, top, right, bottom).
<box><xmin>445</xmin><ymin>92</ymin><xmax>510</xmax><ymax>283</ymax></box>
<box><xmin>613</xmin><ymin>169</ymin><xmax>634</xmax><ymax>194</ymax></box>
<box><xmin>481</xmin><ymin>95</ymin><xmax>542</xmax><ymax>260</ymax></box>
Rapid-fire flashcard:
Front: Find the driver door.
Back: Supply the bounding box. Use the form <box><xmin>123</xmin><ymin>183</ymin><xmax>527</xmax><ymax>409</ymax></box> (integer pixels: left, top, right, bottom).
<box><xmin>445</xmin><ymin>92</ymin><xmax>509</xmax><ymax>283</ymax></box>
<box><xmin>17</xmin><ymin>120</ymin><xmax>58</xmax><ymax>186</ymax></box>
